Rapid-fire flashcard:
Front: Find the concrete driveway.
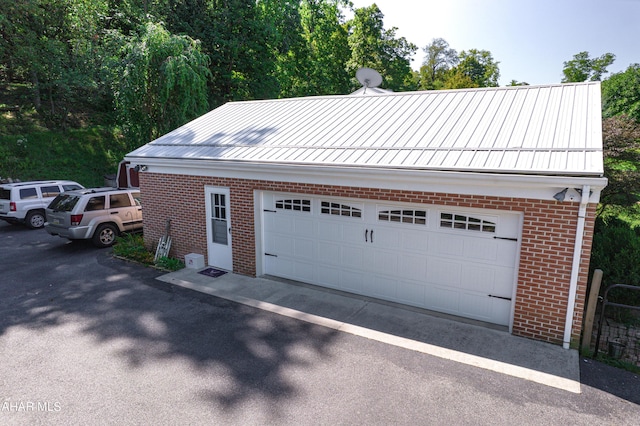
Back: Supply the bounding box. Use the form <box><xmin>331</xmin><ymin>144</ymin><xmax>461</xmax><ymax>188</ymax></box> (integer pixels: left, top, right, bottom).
<box><xmin>0</xmin><ymin>222</ymin><xmax>638</xmax><ymax>425</ymax></box>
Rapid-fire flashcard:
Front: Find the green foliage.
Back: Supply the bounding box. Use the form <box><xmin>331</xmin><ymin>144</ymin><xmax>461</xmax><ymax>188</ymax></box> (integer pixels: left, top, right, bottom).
<box><xmin>602</xmin><ymin>64</ymin><xmax>640</xmax><ymax>122</ymax></box>
<box><xmin>594</xmin><ymin>353</ymin><xmax>640</xmax><ymax>374</ymax></box>
<box><xmin>412</xmin><ymin>40</ymin><xmax>501</xmax><ymax>90</ymax></box>
<box><xmin>294</xmin><ymin>0</ymin><xmax>351</xmax><ymax>96</ymax></box>
<box><xmin>164</xmin><ymin>0</ymin><xmax>279</xmax><ymax>106</ymax></box>
<box><xmin>0</xmin><ymin>123</ymin><xmax>126</xmax><ymax>186</ymax></box>
<box><xmin>115</xmin><ymin>22</ymin><xmax>211</xmax><ymax>149</ymax></box>
<box><xmin>600</xmin><ymin>115</ymin><xmax>640</xmax><ymax>208</ymax></box>
<box><xmin>590</xmin><ymin>216</ymin><xmax>640</xmax><ymax>313</ymax></box>
<box><xmin>113</xmin><ymin>233</ymin><xmax>155</xmax><ymax>265</ymax></box>
<box><xmin>507</xmin><ymin>80</ymin><xmax>529</xmax><ymax>86</ymax></box>
<box><xmin>0</xmin><ymin>0</ymin><xmax>115</xmax><ymax>127</ymax></box>
<box><xmin>155</xmin><ymin>256</ymin><xmax>185</xmax><ymax>271</ymax></box>
<box><xmin>113</xmin><ymin>233</ymin><xmax>185</xmax><ymax>271</ymax></box>
<box><xmin>346</xmin><ymin>4</ymin><xmax>417</xmax><ymax>92</ymax></box>
<box><xmin>450</xmin><ymin>49</ymin><xmax>500</xmax><ymax>88</ymax></box>
<box><xmin>562</xmin><ymin>51</ymin><xmax>615</xmax><ymax>83</ymax></box>
<box><xmin>415</xmin><ymin>38</ymin><xmax>458</xmax><ymax>90</ymax></box>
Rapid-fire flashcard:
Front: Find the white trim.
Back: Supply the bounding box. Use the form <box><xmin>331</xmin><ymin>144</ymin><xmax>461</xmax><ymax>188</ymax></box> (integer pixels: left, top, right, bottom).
<box><xmin>254</xmin><ymin>190</ymin><xmax>264</xmax><ymax>276</ymax></box>
<box><xmin>204</xmin><ymin>186</ymin><xmax>233</xmax><ymax>271</ymax></box>
<box><xmin>509</xmin><ymin>213</ymin><xmax>525</xmax><ymax>334</ymax></box>
<box><xmin>563</xmin><ymin>185</ymin><xmax>590</xmax><ymax>349</ymax></box>
<box><xmin>126</xmin><ymin>158</ymin><xmax>607</xmax><ymax>202</ymax></box>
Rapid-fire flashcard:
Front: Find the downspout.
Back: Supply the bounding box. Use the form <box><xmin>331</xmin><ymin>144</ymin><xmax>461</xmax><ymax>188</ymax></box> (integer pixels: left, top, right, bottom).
<box><xmin>563</xmin><ymin>185</ymin><xmax>590</xmax><ymax>349</ymax></box>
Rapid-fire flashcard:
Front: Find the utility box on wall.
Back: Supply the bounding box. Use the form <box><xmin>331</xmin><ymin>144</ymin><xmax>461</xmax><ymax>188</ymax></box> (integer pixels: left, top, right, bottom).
<box><xmin>185</xmin><ymin>253</ymin><xmax>205</xmax><ymax>269</ymax></box>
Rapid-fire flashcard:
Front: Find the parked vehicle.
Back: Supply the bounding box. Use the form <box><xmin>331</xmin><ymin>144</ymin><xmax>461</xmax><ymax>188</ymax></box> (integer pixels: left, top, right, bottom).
<box><xmin>0</xmin><ymin>180</ymin><xmax>84</xmax><ymax>229</ymax></box>
<box><xmin>45</xmin><ymin>187</ymin><xmax>142</xmax><ymax>248</ymax></box>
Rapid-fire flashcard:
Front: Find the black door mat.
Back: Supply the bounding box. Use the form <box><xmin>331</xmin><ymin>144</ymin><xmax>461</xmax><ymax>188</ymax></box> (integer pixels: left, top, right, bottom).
<box><xmin>198</xmin><ymin>268</ymin><xmax>228</xmax><ymax>278</ymax></box>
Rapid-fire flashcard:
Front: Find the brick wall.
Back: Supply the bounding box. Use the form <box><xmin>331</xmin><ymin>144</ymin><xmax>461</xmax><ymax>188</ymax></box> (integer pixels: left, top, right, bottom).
<box><xmin>140</xmin><ymin>172</ymin><xmax>596</xmax><ymax>346</ymax></box>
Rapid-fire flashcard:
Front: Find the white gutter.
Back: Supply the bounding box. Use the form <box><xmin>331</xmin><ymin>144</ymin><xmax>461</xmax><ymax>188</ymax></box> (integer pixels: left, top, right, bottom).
<box><xmin>126</xmin><ymin>157</ymin><xmax>608</xmax><ymax>202</ymax></box>
<box><xmin>563</xmin><ymin>185</ymin><xmax>590</xmax><ymax>349</ymax></box>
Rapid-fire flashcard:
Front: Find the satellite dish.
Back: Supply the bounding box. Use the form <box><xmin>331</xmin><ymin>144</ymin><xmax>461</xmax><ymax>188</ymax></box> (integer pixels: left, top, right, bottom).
<box><xmin>356</xmin><ymin>67</ymin><xmax>383</xmax><ymax>89</ymax></box>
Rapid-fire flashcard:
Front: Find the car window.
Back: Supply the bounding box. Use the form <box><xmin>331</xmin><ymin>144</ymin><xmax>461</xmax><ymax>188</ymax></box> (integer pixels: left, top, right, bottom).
<box><xmin>109</xmin><ymin>193</ymin><xmax>132</xmax><ymax>208</ymax></box>
<box><xmin>40</xmin><ymin>185</ymin><xmax>61</xmax><ymax>198</ymax></box>
<box><xmin>131</xmin><ymin>192</ymin><xmax>141</xmax><ymax>206</ymax></box>
<box><xmin>48</xmin><ymin>194</ymin><xmax>80</xmax><ymax>212</ymax></box>
<box><xmin>62</xmin><ymin>184</ymin><xmax>83</xmax><ymax>191</ymax></box>
<box><xmin>19</xmin><ymin>188</ymin><xmax>38</xmax><ymax>200</ymax></box>
<box><xmin>0</xmin><ymin>188</ymin><xmax>10</xmax><ymax>200</ymax></box>
<box><xmin>85</xmin><ymin>196</ymin><xmax>106</xmax><ymax>211</ymax></box>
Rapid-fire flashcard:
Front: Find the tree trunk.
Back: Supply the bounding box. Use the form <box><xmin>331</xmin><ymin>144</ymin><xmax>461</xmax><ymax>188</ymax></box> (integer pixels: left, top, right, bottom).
<box><xmin>30</xmin><ymin>70</ymin><xmax>41</xmax><ymax>110</ymax></box>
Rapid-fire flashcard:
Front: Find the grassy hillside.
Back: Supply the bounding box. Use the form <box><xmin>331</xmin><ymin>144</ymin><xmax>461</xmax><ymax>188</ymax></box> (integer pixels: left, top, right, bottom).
<box><xmin>0</xmin><ymin>85</ymin><xmax>128</xmax><ymax>187</ymax></box>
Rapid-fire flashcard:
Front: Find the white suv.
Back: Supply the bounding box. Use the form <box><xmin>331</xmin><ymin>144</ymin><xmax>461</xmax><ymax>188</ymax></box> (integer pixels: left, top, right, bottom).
<box><xmin>45</xmin><ymin>187</ymin><xmax>142</xmax><ymax>248</ymax></box>
<box><xmin>0</xmin><ymin>180</ymin><xmax>84</xmax><ymax>228</ymax></box>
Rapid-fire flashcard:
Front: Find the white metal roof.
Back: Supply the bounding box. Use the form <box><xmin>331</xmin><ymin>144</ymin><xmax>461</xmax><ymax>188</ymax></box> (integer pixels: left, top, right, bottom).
<box><xmin>127</xmin><ymin>82</ymin><xmax>604</xmax><ymax>176</ymax></box>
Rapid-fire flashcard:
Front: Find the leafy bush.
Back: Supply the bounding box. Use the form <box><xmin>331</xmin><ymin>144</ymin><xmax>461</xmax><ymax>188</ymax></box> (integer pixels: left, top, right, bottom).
<box><xmin>155</xmin><ymin>256</ymin><xmax>185</xmax><ymax>271</ymax></box>
<box><xmin>113</xmin><ymin>233</ymin><xmax>185</xmax><ymax>271</ymax></box>
<box><xmin>590</xmin><ymin>216</ymin><xmax>640</xmax><ymax>322</ymax></box>
<box><xmin>112</xmin><ymin>234</ymin><xmax>155</xmax><ymax>265</ymax></box>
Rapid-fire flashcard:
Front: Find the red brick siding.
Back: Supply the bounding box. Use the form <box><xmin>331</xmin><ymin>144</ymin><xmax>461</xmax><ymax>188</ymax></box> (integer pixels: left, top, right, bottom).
<box><xmin>140</xmin><ymin>172</ymin><xmax>595</xmax><ymax>346</ymax></box>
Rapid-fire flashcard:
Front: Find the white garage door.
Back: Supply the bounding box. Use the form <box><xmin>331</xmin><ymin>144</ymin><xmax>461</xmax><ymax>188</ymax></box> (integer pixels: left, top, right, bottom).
<box><xmin>262</xmin><ymin>192</ymin><xmax>520</xmax><ymax>326</ymax></box>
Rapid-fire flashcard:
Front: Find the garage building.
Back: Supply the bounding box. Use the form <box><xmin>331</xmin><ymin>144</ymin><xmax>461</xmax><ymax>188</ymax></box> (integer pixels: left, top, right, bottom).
<box><xmin>126</xmin><ymin>82</ymin><xmax>607</xmax><ymax>348</ymax></box>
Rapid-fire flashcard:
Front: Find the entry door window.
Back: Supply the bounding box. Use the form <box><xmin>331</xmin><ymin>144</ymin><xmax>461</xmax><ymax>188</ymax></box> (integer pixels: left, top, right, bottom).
<box><xmin>211</xmin><ymin>193</ymin><xmax>228</xmax><ymax>245</ymax></box>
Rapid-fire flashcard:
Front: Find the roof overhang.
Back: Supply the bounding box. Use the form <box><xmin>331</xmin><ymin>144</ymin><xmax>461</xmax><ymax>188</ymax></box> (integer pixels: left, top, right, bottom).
<box><xmin>125</xmin><ymin>156</ymin><xmax>607</xmax><ymax>203</ymax></box>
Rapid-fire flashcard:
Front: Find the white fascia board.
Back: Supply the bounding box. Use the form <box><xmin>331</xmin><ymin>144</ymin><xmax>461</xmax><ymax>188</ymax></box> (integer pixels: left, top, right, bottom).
<box><xmin>125</xmin><ymin>157</ymin><xmax>608</xmax><ymax>203</ymax></box>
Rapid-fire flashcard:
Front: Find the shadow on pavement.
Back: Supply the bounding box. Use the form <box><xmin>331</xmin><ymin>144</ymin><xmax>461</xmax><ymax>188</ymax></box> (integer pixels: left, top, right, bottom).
<box><xmin>580</xmin><ymin>357</ymin><xmax>640</xmax><ymax>405</ymax></box>
<box><xmin>0</xmin><ymin>223</ymin><xmax>340</xmax><ymax>415</ymax></box>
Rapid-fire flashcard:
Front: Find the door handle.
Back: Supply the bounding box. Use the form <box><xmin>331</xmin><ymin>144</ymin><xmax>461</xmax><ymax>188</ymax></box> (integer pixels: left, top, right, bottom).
<box><xmin>110</xmin><ymin>211</ymin><xmax>119</xmax><ymax>215</ymax></box>
<box><xmin>365</xmin><ymin>229</ymin><xmax>368</xmax><ymax>242</ymax></box>
<box><xmin>228</xmin><ymin>227</ymin><xmax>231</xmax><ymax>234</ymax></box>
<box><xmin>370</xmin><ymin>230</ymin><xmax>374</xmax><ymax>243</ymax></box>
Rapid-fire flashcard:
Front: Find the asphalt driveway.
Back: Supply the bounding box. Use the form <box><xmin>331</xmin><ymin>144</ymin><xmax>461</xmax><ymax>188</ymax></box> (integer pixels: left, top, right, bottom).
<box><xmin>0</xmin><ymin>222</ymin><xmax>638</xmax><ymax>425</ymax></box>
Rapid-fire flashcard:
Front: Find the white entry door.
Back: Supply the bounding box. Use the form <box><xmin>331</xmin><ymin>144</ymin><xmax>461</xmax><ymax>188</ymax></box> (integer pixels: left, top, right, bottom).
<box><xmin>205</xmin><ymin>186</ymin><xmax>233</xmax><ymax>271</ymax></box>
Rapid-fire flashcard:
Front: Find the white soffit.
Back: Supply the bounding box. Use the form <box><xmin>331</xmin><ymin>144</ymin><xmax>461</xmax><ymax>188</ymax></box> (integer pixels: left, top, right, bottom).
<box><xmin>127</xmin><ymin>82</ymin><xmax>604</xmax><ymax>176</ymax></box>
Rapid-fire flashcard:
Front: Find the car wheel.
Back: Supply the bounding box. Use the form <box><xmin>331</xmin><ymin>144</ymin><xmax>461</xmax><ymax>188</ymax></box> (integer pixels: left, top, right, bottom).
<box><xmin>26</xmin><ymin>210</ymin><xmax>46</xmax><ymax>229</ymax></box>
<box><xmin>92</xmin><ymin>223</ymin><xmax>118</xmax><ymax>248</ymax></box>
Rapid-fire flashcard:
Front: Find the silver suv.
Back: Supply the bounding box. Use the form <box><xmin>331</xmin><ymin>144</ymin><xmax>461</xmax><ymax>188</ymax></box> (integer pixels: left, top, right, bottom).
<box><xmin>45</xmin><ymin>187</ymin><xmax>142</xmax><ymax>248</ymax></box>
<box><xmin>0</xmin><ymin>180</ymin><xmax>84</xmax><ymax>228</ymax></box>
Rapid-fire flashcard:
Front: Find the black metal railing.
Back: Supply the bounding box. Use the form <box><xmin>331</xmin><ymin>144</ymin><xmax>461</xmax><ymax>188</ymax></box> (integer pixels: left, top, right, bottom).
<box><xmin>593</xmin><ymin>284</ymin><xmax>640</xmax><ymax>358</ymax></box>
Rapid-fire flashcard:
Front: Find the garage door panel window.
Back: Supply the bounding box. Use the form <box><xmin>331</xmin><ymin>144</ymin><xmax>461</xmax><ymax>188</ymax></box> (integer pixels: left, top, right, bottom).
<box><xmin>440</xmin><ymin>212</ymin><xmax>496</xmax><ymax>233</ymax></box>
<box><xmin>320</xmin><ymin>201</ymin><xmax>362</xmax><ymax>218</ymax></box>
<box><xmin>378</xmin><ymin>209</ymin><xmax>427</xmax><ymax>225</ymax></box>
<box><xmin>276</xmin><ymin>199</ymin><xmax>311</xmax><ymax>212</ymax></box>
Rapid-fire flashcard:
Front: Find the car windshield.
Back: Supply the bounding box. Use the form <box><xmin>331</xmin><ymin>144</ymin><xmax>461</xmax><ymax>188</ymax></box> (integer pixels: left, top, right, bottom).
<box><xmin>48</xmin><ymin>194</ymin><xmax>80</xmax><ymax>212</ymax></box>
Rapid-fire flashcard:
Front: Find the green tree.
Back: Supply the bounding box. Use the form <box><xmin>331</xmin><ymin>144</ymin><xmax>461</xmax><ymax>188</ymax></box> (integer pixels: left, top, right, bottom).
<box><xmin>258</xmin><ymin>0</ymin><xmax>308</xmax><ymax>97</ymax></box>
<box><xmin>446</xmin><ymin>49</ymin><xmax>500</xmax><ymax>88</ymax></box>
<box><xmin>115</xmin><ymin>22</ymin><xmax>211</xmax><ymax>148</ymax></box>
<box><xmin>346</xmin><ymin>4</ymin><xmax>417</xmax><ymax>92</ymax></box>
<box><xmin>416</xmin><ymin>38</ymin><xmax>458</xmax><ymax>90</ymax></box>
<box><xmin>602</xmin><ymin>64</ymin><xmax>640</xmax><ymax>122</ymax></box>
<box><xmin>561</xmin><ymin>51</ymin><xmax>615</xmax><ymax>83</ymax></box>
<box><xmin>0</xmin><ymin>0</ymin><xmax>113</xmax><ymax>127</ymax></box>
<box><xmin>442</xmin><ymin>69</ymin><xmax>478</xmax><ymax>89</ymax></box>
<box><xmin>163</xmin><ymin>0</ymin><xmax>278</xmax><ymax>106</ymax></box>
<box><xmin>298</xmin><ymin>0</ymin><xmax>351</xmax><ymax>95</ymax></box>
<box><xmin>599</xmin><ymin>115</ymin><xmax>640</xmax><ymax>209</ymax></box>
<box><xmin>258</xmin><ymin>0</ymin><xmax>351</xmax><ymax>98</ymax></box>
